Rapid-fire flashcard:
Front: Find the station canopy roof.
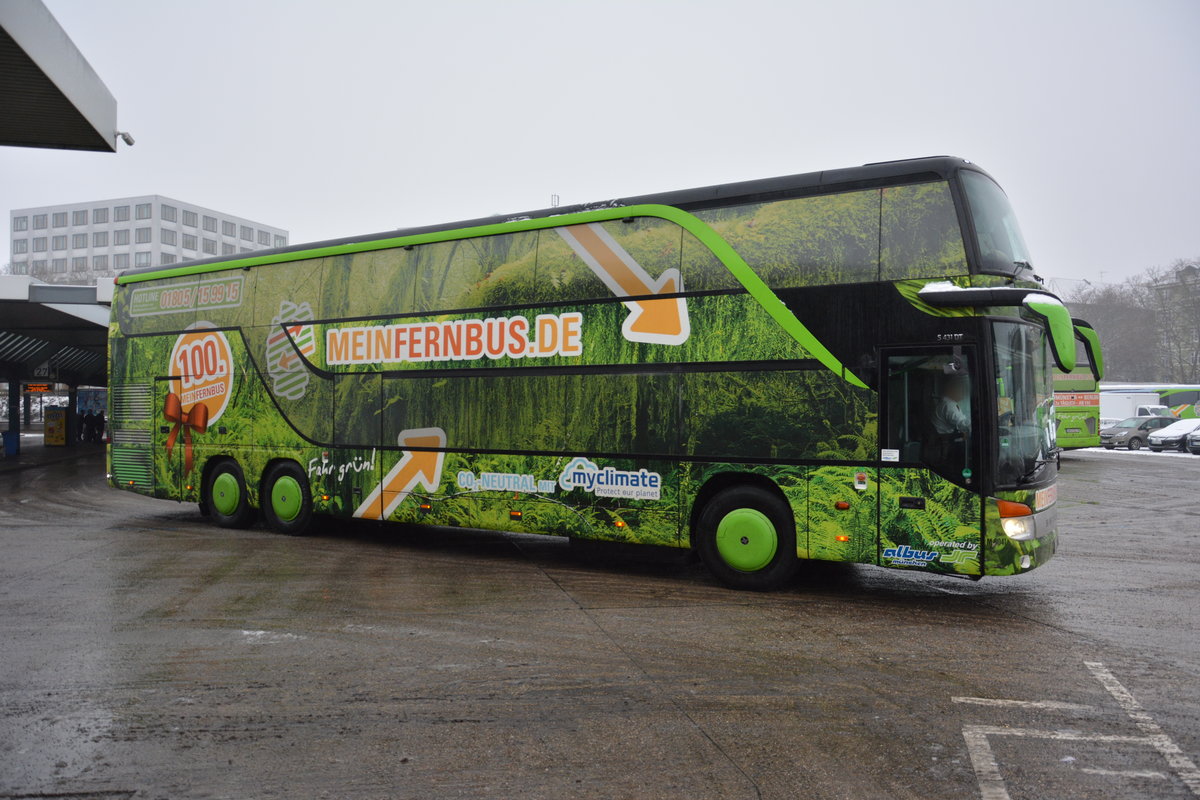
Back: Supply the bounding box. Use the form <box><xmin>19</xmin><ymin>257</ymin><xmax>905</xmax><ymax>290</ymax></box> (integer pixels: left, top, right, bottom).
<box><xmin>0</xmin><ymin>277</ymin><xmax>110</xmax><ymax>386</ymax></box>
<box><xmin>0</xmin><ymin>0</ymin><xmax>118</xmax><ymax>152</ymax></box>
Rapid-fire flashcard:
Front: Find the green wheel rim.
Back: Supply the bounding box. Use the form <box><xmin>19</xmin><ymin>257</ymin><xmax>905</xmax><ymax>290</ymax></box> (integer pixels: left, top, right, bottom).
<box><xmin>212</xmin><ymin>471</ymin><xmax>241</xmax><ymax>516</ymax></box>
<box><xmin>270</xmin><ymin>475</ymin><xmax>303</xmax><ymax>522</ymax></box>
<box><xmin>715</xmin><ymin>508</ymin><xmax>778</xmax><ymax>572</ymax></box>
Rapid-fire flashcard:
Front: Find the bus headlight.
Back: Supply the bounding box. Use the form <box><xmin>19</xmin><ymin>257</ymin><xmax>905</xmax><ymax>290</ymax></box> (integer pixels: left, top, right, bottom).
<box><xmin>1002</xmin><ymin>516</ymin><xmax>1035</xmax><ymax>540</ymax></box>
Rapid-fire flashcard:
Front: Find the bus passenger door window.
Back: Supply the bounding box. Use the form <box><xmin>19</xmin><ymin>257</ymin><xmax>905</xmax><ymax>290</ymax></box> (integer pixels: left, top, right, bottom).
<box><xmin>884</xmin><ymin>349</ymin><xmax>976</xmax><ymax>486</ymax></box>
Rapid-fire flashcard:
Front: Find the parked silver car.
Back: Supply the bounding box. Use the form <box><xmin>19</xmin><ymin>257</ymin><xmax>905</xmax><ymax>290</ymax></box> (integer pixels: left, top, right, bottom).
<box><xmin>1099</xmin><ymin>416</ymin><xmax>1176</xmax><ymax>450</ymax></box>
<box><xmin>1148</xmin><ymin>418</ymin><xmax>1200</xmax><ymax>452</ymax></box>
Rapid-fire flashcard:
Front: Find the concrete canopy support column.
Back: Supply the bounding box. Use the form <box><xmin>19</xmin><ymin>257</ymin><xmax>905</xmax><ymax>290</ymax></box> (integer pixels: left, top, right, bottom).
<box><xmin>6</xmin><ymin>378</ymin><xmax>19</xmax><ymax>433</ymax></box>
<box><xmin>5</xmin><ymin>377</ymin><xmax>20</xmax><ymax>456</ymax></box>
<box><xmin>66</xmin><ymin>385</ymin><xmax>78</xmax><ymax>446</ymax></box>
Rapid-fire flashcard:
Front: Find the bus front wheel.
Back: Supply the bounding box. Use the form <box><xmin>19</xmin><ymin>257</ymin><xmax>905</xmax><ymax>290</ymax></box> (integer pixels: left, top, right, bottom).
<box><xmin>262</xmin><ymin>461</ymin><xmax>314</xmax><ymax>536</ymax></box>
<box><xmin>694</xmin><ymin>485</ymin><xmax>798</xmax><ymax>591</ymax></box>
<box><xmin>204</xmin><ymin>460</ymin><xmax>256</xmax><ymax>529</ymax></box>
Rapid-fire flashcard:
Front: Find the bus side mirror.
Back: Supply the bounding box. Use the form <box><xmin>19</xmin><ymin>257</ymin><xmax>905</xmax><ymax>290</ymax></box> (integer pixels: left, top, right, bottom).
<box><xmin>1022</xmin><ymin>297</ymin><xmax>1076</xmax><ymax>373</ymax></box>
<box><xmin>1071</xmin><ymin>318</ymin><xmax>1104</xmax><ymax>381</ymax></box>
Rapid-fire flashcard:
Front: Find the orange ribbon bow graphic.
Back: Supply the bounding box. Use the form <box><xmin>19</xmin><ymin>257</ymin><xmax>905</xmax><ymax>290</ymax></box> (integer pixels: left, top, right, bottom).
<box><xmin>163</xmin><ymin>393</ymin><xmax>209</xmax><ymax>474</ymax></box>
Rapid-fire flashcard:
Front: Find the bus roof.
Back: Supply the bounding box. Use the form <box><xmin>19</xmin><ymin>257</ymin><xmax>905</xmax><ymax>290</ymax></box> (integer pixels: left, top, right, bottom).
<box><xmin>117</xmin><ymin>155</ymin><xmax>988</xmax><ymax>284</ymax></box>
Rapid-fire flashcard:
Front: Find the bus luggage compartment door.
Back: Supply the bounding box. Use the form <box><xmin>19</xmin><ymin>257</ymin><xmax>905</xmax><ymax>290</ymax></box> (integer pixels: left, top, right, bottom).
<box><xmin>805</xmin><ymin>465</ymin><xmax>879</xmax><ymax>564</ymax></box>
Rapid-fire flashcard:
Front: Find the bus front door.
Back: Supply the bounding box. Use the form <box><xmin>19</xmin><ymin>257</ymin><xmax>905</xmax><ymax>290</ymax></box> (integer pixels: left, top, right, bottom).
<box><xmin>879</xmin><ymin>347</ymin><xmax>984</xmax><ymax>576</ymax></box>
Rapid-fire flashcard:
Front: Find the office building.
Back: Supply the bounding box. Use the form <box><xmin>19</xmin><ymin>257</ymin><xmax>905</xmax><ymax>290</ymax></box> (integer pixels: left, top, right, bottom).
<box><xmin>9</xmin><ymin>195</ymin><xmax>288</xmax><ymax>284</ymax></box>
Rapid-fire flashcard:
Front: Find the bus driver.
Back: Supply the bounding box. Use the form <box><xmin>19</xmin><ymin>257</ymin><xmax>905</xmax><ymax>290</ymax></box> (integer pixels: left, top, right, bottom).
<box><xmin>933</xmin><ymin>376</ymin><xmax>971</xmax><ymax>437</ymax></box>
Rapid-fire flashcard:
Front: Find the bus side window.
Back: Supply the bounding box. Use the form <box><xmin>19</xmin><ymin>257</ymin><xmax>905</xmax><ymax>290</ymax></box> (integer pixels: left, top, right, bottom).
<box><xmin>880</xmin><ymin>182</ymin><xmax>968</xmax><ymax>281</ymax></box>
<box><xmin>533</xmin><ymin>228</ymin><xmax>612</xmax><ymax>303</ymax></box>
<box><xmin>885</xmin><ymin>351</ymin><xmax>974</xmax><ymax>486</ymax></box>
<box><xmin>693</xmin><ymin>189</ymin><xmax>881</xmax><ymax>287</ymax></box>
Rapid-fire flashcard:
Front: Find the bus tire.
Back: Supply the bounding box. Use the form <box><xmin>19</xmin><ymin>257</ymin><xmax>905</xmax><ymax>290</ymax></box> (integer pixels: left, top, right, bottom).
<box><xmin>205</xmin><ymin>460</ymin><xmax>256</xmax><ymax>529</ymax></box>
<box><xmin>694</xmin><ymin>485</ymin><xmax>798</xmax><ymax>591</ymax></box>
<box><xmin>262</xmin><ymin>461</ymin><xmax>313</xmax><ymax>536</ymax></box>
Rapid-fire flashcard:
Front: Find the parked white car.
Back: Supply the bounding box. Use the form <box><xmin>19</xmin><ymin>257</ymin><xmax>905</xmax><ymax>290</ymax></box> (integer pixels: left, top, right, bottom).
<box><xmin>1147</xmin><ymin>418</ymin><xmax>1200</xmax><ymax>452</ymax></box>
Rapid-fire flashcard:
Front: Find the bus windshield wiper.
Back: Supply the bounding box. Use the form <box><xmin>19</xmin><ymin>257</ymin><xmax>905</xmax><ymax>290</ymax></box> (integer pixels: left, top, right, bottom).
<box><xmin>1019</xmin><ymin>457</ymin><xmax>1054</xmax><ymax>484</ymax></box>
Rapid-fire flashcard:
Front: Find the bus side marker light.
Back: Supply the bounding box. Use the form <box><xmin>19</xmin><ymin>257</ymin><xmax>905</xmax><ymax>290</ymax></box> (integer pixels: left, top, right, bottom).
<box><xmin>185</xmin><ymin>484</ymin><xmax>193</xmax><ymax>491</ymax></box>
<box><xmin>835</xmin><ymin>501</ymin><xmax>850</xmax><ymax>510</ymax></box>
<box><xmin>509</xmin><ymin>510</ymin><xmax>522</xmax><ymax>520</ymax></box>
<box><xmin>835</xmin><ymin>535</ymin><xmax>850</xmax><ymax>542</ymax></box>
<box><xmin>614</xmin><ymin>520</ymin><xmax>627</xmax><ymax>528</ymax></box>
<box><xmin>418</xmin><ymin>503</ymin><xmax>431</xmax><ymax>513</ymax></box>
<box><xmin>321</xmin><ymin>494</ymin><xmax>331</xmax><ymax>501</ymax></box>
<box><xmin>998</xmin><ymin>499</ymin><xmax>1035</xmax><ymax>540</ymax></box>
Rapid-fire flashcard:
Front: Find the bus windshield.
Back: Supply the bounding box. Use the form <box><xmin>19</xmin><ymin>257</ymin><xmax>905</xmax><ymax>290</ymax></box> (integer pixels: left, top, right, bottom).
<box><xmin>963</xmin><ymin>170</ymin><xmax>1033</xmax><ymax>273</ymax></box>
<box><xmin>994</xmin><ymin>320</ymin><xmax>1056</xmax><ymax>486</ymax></box>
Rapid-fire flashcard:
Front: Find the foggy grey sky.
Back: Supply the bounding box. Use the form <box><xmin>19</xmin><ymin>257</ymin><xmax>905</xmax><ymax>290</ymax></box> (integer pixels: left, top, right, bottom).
<box><xmin>4</xmin><ymin>0</ymin><xmax>1198</xmax><ymax>285</ymax></box>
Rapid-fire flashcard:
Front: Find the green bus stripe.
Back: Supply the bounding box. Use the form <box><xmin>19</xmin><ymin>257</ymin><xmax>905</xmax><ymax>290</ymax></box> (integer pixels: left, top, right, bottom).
<box><xmin>117</xmin><ymin>204</ymin><xmax>866</xmax><ymax>389</ymax></box>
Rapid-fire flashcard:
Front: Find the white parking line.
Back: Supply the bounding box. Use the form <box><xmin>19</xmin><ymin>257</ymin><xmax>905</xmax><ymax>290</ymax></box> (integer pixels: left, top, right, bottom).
<box><xmin>1081</xmin><ymin>767</ymin><xmax>1170</xmax><ymax>779</ymax></box>
<box><xmin>961</xmin><ymin>725</ymin><xmax>1010</xmax><ymax>800</ymax></box>
<box><xmin>953</xmin><ymin>696</ymin><xmax>1097</xmax><ymax>712</ymax></box>
<box><xmin>963</xmin><ymin>726</ymin><xmax>1177</xmax><ymax>800</ymax></box>
<box><xmin>1086</xmin><ymin>661</ymin><xmax>1200</xmax><ymax>794</ymax></box>
<box><xmin>960</xmin><ymin>662</ymin><xmax>1200</xmax><ymax>799</ymax></box>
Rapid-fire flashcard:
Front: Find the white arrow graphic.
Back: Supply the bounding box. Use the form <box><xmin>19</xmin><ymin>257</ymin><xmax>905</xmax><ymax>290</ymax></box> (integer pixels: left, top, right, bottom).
<box><xmin>353</xmin><ymin>427</ymin><xmax>446</xmax><ymax>520</ymax></box>
<box><xmin>556</xmin><ymin>223</ymin><xmax>690</xmax><ymax>346</ymax></box>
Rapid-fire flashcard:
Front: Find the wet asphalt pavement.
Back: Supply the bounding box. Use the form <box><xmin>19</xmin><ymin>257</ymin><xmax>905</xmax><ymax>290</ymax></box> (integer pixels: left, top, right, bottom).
<box><xmin>1</xmin><ymin>446</ymin><xmax>1198</xmax><ymax>799</ymax></box>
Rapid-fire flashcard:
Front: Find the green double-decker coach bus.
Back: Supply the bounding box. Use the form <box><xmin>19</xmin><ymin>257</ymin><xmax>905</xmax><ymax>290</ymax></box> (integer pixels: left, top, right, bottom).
<box><xmin>108</xmin><ymin>156</ymin><xmax>1092</xmax><ymax>589</ymax></box>
<box><xmin>1053</xmin><ymin>328</ymin><xmax>1105</xmax><ymax>449</ymax></box>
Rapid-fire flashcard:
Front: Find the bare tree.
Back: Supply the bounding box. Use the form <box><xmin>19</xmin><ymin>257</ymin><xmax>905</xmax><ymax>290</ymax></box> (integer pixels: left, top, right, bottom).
<box><xmin>1062</xmin><ymin>258</ymin><xmax>1200</xmax><ymax>383</ymax></box>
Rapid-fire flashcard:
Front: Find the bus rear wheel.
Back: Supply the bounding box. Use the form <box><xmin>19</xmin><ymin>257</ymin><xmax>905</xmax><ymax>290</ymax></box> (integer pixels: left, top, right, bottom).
<box><xmin>694</xmin><ymin>485</ymin><xmax>798</xmax><ymax>591</ymax></box>
<box><xmin>262</xmin><ymin>461</ymin><xmax>313</xmax><ymax>536</ymax></box>
<box><xmin>205</xmin><ymin>460</ymin><xmax>256</xmax><ymax>529</ymax></box>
